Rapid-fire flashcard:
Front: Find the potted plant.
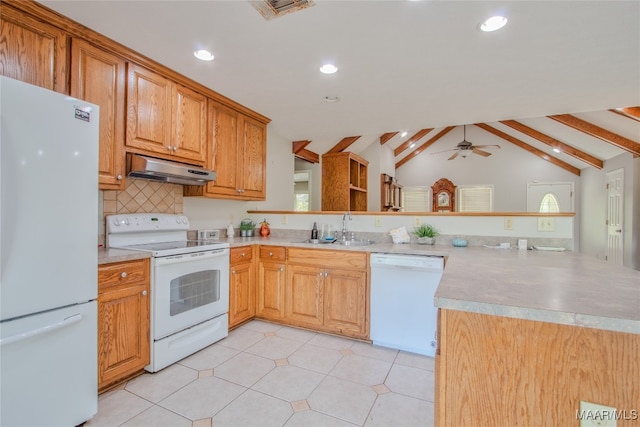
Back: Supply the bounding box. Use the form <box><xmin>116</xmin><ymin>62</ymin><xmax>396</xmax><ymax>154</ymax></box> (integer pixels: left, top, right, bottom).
<box><xmin>239</xmin><ymin>219</ymin><xmax>255</xmax><ymax>237</ymax></box>
<box><xmin>414</xmin><ymin>224</ymin><xmax>439</xmax><ymax>245</ymax></box>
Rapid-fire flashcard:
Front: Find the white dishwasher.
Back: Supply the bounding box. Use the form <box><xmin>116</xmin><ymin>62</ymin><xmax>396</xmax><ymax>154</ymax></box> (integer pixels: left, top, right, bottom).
<box><xmin>370</xmin><ymin>253</ymin><xmax>444</xmax><ymax>357</ymax></box>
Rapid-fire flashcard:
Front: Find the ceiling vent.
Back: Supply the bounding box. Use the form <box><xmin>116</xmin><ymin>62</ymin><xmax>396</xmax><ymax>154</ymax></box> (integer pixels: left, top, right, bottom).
<box><xmin>250</xmin><ymin>0</ymin><xmax>315</xmax><ymax>20</ymax></box>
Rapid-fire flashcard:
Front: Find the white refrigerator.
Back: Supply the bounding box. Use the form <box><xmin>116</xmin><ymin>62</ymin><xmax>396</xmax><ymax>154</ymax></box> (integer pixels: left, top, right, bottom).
<box><xmin>0</xmin><ymin>76</ymin><xmax>99</xmax><ymax>426</ymax></box>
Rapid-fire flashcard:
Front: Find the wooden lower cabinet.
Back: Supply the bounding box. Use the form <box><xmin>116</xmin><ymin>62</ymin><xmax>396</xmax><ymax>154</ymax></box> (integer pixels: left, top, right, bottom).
<box><xmin>229</xmin><ymin>246</ymin><xmax>255</xmax><ymax>328</ymax></box>
<box><xmin>256</xmin><ymin>246</ymin><xmax>286</xmax><ymax>321</ymax></box>
<box><xmin>435</xmin><ymin>309</ymin><xmax>640</xmax><ymax>427</ymax></box>
<box><xmin>97</xmin><ymin>258</ymin><xmax>150</xmax><ymax>392</ymax></box>
<box><xmin>285</xmin><ymin>248</ymin><xmax>369</xmax><ymax>339</ymax></box>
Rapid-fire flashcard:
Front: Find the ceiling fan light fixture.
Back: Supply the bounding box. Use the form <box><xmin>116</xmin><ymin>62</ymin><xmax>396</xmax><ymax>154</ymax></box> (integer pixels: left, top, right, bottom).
<box><xmin>322</xmin><ymin>96</ymin><xmax>340</xmax><ymax>103</ymax></box>
<box><xmin>460</xmin><ymin>150</ymin><xmax>471</xmax><ymax>158</ymax></box>
<box><xmin>480</xmin><ymin>15</ymin><xmax>508</xmax><ymax>32</ymax></box>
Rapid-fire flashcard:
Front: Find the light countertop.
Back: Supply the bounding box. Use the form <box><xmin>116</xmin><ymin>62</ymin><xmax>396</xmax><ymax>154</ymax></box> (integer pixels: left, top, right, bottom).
<box><xmin>99</xmin><ymin>237</ymin><xmax>640</xmax><ymax>334</ymax></box>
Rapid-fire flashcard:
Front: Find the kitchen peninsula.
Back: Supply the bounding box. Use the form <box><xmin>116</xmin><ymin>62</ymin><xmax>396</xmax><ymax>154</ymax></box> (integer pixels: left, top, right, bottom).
<box><xmin>100</xmin><ymin>238</ymin><xmax>640</xmax><ymax>427</ymax></box>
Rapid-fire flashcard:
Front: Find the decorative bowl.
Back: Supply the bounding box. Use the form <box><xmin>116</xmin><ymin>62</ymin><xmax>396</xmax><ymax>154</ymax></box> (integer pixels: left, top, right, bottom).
<box><xmin>452</xmin><ymin>238</ymin><xmax>468</xmax><ymax>247</ymax></box>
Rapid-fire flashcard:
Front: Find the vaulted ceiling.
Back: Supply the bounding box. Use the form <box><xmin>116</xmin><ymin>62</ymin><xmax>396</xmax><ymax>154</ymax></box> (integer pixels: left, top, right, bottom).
<box><xmin>39</xmin><ymin>1</ymin><xmax>640</xmax><ymax>172</ymax></box>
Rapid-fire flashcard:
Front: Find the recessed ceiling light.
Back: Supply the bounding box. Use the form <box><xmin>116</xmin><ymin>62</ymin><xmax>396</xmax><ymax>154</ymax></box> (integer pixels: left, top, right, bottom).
<box><xmin>480</xmin><ymin>16</ymin><xmax>508</xmax><ymax>32</ymax></box>
<box><xmin>553</xmin><ymin>148</ymin><xmax>561</xmax><ymax>153</ymax></box>
<box><xmin>322</xmin><ymin>96</ymin><xmax>340</xmax><ymax>103</ymax></box>
<box><xmin>401</xmin><ymin>131</ymin><xmax>408</xmax><ymax>137</ymax></box>
<box><xmin>194</xmin><ymin>49</ymin><xmax>214</xmax><ymax>61</ymax></box>
<box><xmin>320</xmin><ymin>64</ymin><xmax>338</xmax><ymax>74</ymax></box>
<box><xmin>409</xmin><ymin>143</ymin><xmax>416</xmax><ymax>148</ymax></box>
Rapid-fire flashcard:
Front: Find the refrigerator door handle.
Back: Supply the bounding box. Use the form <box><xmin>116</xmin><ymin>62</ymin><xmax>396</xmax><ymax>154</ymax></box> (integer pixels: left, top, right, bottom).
<box><xmin>0</xmin><ymin>314</ymin><xmax>83</xmax><ymax>347</ymax></box>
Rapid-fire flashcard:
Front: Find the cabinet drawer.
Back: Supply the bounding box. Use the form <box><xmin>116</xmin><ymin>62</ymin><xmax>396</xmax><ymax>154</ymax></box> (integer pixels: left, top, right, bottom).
<box><xmin>230</xmin><ymin>246</ymin><xmax>253</xmax><ymax>264</ymax></box>
<box><xmin>260</xmin><ymin>246</ymin><xmax>286</xmax><ymax>262</ymax></box>
<box><xmin>98</xmin><ymin>259</ymin><xmax>149</xmax><ymax>291</ymax></box>
<box><xmin>287</xmin><ymin>248</ymin><xmax>367</xmax><ymax>270</ymax></box>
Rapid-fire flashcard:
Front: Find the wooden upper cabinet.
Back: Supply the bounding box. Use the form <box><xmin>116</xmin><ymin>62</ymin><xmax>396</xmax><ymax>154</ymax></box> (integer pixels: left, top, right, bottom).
<box><xmin>70</xmin><ymin>39</ymin><xmax>126</xmax><ymax>190</ymax></box>
<box><xmin>172</xmin><ymin>83</ymin><xmax>207</xmax><ymax>163</ymax></box>
<box><xmin>0</xmin><ymin>6</ymin><xmax>68</xmax><ymax>93</ymax></box>
<box><xmin>126</xmin><ymin>65</ymin><xmax>206</xmax><ymax>165</ymax></box>
<box><xmin>322</xmin><ymin>152</ymin><xmax>369</xmax><ymax>211</ymax></box>
<box><xmin>240</xmin><ymin>114</ymin><xmax>267</xmax><ymax>199</ymax></box>
<box><xmin>184</xmin><ymin>100</ymin><xmax>267</xmax><ymax>200</ymax></box>
<box><xmin>126</xmin><ymin>64</ymin><xmax>173</xmax><ymax>156</ymax></box>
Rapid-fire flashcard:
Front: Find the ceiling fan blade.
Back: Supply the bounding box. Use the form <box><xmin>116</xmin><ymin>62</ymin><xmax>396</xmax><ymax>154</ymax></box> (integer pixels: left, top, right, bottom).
<box><xmin>431</xmin><ymin>148</ymin><xmax>458</xmax><ymax>155</ymax></box>
<box><xmin>473</xmin><ymin>144</ymin><xmax>501</xmax><ymax>149</ymax></box>
<box><xmin>448</xmin><ymin>151</ymin><xmax>460</xmax><ymax>160</ymax></box>
<box><xmin>472</xmin><ymin>148</ymin><xmax>492</xmax><ymax>157</ymax></box>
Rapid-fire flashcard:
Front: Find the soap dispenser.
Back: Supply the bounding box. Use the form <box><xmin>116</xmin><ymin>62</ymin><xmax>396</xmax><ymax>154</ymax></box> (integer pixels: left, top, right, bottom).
<box><xmin>227</xmin><ymin>224</ymin><xmax>235</xmax><ymax>238</ymax></box>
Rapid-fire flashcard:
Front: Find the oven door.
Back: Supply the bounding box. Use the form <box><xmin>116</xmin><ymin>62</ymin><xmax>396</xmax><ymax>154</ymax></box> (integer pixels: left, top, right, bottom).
<box><xmin>152</xmin><ymin>248</ymin><xmax>229</xmax><ymax>340</ymax></box>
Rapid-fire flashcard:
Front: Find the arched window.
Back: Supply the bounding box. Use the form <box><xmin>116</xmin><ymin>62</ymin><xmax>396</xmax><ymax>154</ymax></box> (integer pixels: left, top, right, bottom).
<box><xmin>539</xmin><ymin>192</ymin><xmax>560</xmax><ymax>213</ymax></box>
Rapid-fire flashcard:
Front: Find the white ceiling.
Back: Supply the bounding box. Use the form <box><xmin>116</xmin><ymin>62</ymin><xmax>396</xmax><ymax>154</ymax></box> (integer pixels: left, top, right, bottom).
<box><xmin>39</xmin><ymin>0</ymin><xmax>640</xmax><ymax>167</ymax></box>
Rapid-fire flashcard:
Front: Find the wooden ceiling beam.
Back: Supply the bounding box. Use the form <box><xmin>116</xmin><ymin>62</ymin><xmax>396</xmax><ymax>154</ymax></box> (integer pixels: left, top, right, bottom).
<box><xmin>395</xmin><ymin>127</ymin><xmax>454</xmax><ymax>169</ymax></box>
<box><xmin>292</xmin><ymin>140</ymin><xmax>311</xmax><ymax>154</ymax></box>
<box><xmin>294</xmin><ymin>148</ymin><xmax>319</xmax><ymax>163</ymax></box>
<box><xmin>475</xmin><ymin>123</ymin><xmax>580</xmax><ymax>176</ymax></box>
<box><xmin>500</xmin><ymin>120</ymin><xmax>603</xmax><ymax>169</ymax></box>
<box><xmin>379</xmin><ymin>132</ymin><xmax>398</xmax><ymax>145</ymax></box>
<box><xmin>609</xmin><ymin>107</ymin><xmax>640</xmax><ymax>123</ymax></box>
<box><xmin>394</xmin><ymin>128</ymin><xmax>433</xmax><ymax>156</ymax></box>
<box><xmin>549</xmin><ymin>114</ymin><xmax>640</xmax><ymax>156</ymax></box>
<box><xmin>326</xmin><ymin>136</ymin><xmax>361</xmax><ymax>153</ymax></box>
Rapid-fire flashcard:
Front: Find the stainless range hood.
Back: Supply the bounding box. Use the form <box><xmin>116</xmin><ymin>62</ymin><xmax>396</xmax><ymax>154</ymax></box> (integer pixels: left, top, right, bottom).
<box><xmin>128</xmin><ymin>154</ymin><xmax>216</xmax><ymax>186</ymax></box>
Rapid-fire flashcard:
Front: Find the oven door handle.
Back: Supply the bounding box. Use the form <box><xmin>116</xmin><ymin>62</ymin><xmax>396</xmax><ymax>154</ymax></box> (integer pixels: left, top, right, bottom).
<box><xmin>154</xmin><ymin>248</ymin><xmax>230</xmax><ymax>265</ymax></box>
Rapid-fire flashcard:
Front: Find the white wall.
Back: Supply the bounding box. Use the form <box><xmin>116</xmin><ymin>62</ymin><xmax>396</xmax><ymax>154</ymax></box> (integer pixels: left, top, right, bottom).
<box><xmin>395</xmin><ymin>126</ymin><xmax>581</xmax><ymax>212</ymax></box>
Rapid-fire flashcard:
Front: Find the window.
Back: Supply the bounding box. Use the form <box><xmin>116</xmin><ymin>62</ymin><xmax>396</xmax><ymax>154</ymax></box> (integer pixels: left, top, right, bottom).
<box><xmin>539</xmin><ymin>193</ymin><xmax>560</xmax><ymax>213</ymax></box>
<box><xmin>294</xmin><ymin>193</ymin><xmax>309</xmax><ymax>211</ymax></box>
<box><xmin>402</xmin><ymin>186</ymin><xmax>430</xmax><ymax>212</ymax></box>
<box><xmin>458</xmin><ymin>185</ymin><xmax>493</xmax><ymax>212</ymax></box>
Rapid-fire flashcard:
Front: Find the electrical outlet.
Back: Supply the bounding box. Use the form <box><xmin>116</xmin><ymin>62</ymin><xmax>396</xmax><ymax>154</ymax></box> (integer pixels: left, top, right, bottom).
<box><xmin>375</xmin><ymin>216</ymin><xmax>383</xmax><ymax>227</ymax></box>
<box><xmin>504</xmin><ymin>217</ymin><xmax>514</xmax><ymax>230</ymax></box>
<box><xmin>414</xmin><ymin>217</ymin><xmax>421</xmax><ymax>227</ymax></box>
<box><xmin>537</xmin><ymin>217</ymin><xmax>555</xmax><ymax>231</ymax></box>
<box><xmin>578</xmin><ymin>401</ymin><xmax>618</xmax><ymax>427</ymax></box>
<box><xmin>281</xmin><ymin>215</ymin><xmax>288</xmax><ymax>224</ymax></box>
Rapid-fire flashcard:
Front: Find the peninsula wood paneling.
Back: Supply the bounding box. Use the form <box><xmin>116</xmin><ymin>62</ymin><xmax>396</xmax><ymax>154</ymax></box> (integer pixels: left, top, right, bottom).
<box><xmin>436</xmin><ymin>309</ymin><xmax>640</xmax><ymax>427</ymax></box>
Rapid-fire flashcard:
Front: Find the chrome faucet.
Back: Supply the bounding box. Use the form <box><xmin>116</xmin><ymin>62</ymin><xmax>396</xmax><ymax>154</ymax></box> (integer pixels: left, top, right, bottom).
<box><xmin>342</xmin><ymin>211</ymin><xmax>352</xmax><ymax>241</ymax></box>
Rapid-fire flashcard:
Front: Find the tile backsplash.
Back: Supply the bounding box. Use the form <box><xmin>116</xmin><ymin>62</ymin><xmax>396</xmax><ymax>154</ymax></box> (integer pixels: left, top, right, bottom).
<box><xmin>100</xmin><ymin>179</ymin><xmax>183</xmax><ymax>245</ymax></box>
<box><xmin>103</xmin><ymin>179</ymin><xmax>183</xmax><ymax>216</ymax></box>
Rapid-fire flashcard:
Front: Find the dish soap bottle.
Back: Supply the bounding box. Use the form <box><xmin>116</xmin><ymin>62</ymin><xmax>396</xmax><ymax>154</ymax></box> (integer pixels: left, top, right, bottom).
<box><xmin>226</xmin><ymin>224</ymin><xmax>235</xmax><ymax>238</ymax></box>
<box><xmin>311</xmin><ymin>222</ymin><xmax>318</xmax><ymax>240</ymax></box>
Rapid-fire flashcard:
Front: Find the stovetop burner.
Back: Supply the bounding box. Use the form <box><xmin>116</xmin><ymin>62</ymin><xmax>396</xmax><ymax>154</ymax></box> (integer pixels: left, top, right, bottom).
<box><xmin>106</xmin><ymin>213</ymin><xmax>229</xmax><ymax>257</ymax></box>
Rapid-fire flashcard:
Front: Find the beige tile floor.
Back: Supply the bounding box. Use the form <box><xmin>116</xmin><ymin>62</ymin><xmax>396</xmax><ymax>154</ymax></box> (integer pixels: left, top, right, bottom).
<box><xmin>87</xmin><ymin>320</ymin><xmax>435</xmax><ymax>427</ymax></box>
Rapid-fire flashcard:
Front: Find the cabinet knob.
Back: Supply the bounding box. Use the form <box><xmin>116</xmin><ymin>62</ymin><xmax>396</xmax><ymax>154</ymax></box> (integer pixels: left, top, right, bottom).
<box><xmin>117</xmin><ymin>174</ymin><xmax>122</xmax><ymax>180</ymax></box>
<box><xmin>232</xmin><ymin>270</ymin><xmax>236</xmax><ymax>275</ymax></box>
<box><xmin>120</xmin><ymin>272</ymin><xmax>127</xmax><ymax>278</ymax></box>
<box><xmin>269</xmin><ymin>252</ymin><xmax>273</xmax><ymax>256</ymax></box>
<box><xmin>167</xmin><ymin>145</ymin><xmax>173</xmax><ymax>151</ymax></box>
<box><xmin>173</xmin><ymin>146</ymin><xmax>178</xmax><ymax>151</ymax></box>
<box><xmin>280</xmin><ymin>267</ymin><xmax>284</xmax><ymax>272</ymax></box>
<box><xmin>241</xmin><ymin>252</ymin><xmax>246</xmax><ymax>257</ymax></box>
<box><xmin>324</xmin><ymin>272</ymin><xmax>328</xmax><ymax>277</ymax></box>
<box><xmin>141</xmin><ymin>290</ymin><xmax>147</xmax><ymax>296</ymax></box>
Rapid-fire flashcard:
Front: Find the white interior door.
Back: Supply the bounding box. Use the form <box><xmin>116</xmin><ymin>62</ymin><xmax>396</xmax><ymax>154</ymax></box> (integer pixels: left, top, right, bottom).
<box><xmin>606</xmin><ymin>169</ymin><xmax>624</xmax><ymax>266</ymax></box>
<box><xmin>527</xmin><ymin>182</ymin><xmax>574</xmax><ymax>212</ymax></box>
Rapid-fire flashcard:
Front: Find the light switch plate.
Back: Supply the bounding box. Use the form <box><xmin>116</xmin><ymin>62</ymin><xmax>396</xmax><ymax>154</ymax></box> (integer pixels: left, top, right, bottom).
<box><xmin>414</xmin><ymin>217</ymin><xmax>421</xmax><ymax>227</ymax></box>
<box><xmin>504</xmin><ymin>217</ymin><xmax>514</xmax><ymax>230</ymax></box>
<box><xmin>375</xmin><ymin>216</ymin><xmax>383</xmax><ymax>227</ymax></box>
<box><xmin>281</xmin><ymin>215</ymin><xmax>288</xmax><ymax>224</ymax></box>
<box><xmin>537</xmin><ymin>217</ymin><xmax>555</xmax><ymax>231</ymax></box>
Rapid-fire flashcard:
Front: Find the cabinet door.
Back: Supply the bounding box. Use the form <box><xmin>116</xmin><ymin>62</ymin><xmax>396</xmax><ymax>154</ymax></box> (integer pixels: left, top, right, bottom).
<box><xmin>207</xmin><ymin>100</ymin><xmax>240</xmax><ymax>196</ymax></box>
<box><xmin>286</xmin><ymin>264</ymin><xmax>324</xmax><ymax>327</ymax></box>
<box><xmin>238</xmin><ymin>115</ymin><xmax>267</xmax><ymax>199</ymax></box>
<box><xmin>126</xmin><ymin>64</ymin><xmax>172</xmax><ymax>156</ymax></box>
<box><xmin>229</xmin><ymin>261</ymin><xmax>255</xmax><ymax>328</ymax></box>
<box><xmin>257</xmin><ymin>262</ymin><xmax>286</xmax><ymax>320</ymax></box>
<box><xmin>0</xmin><ymin>6</ymin><xmax>67</xmax><ymax>93</ymax></box>
<box><xmin>71</xmin><ymin>39</ymin><xmax>126</xmax><ymax>190</ymax></box>
<box><xmin>324</xmin><ymin>268</ymin><xmax>368</xmax><ymax>337</ymax></box>
<box><xmin>172</xmin><ymin>83</ymin><xmax>206</xmax><ymax>164</ymax></box>
<box><xmin>97</xmin><ymin>282</ymin><xmax>150</xmax><ymax>390</ymax></box>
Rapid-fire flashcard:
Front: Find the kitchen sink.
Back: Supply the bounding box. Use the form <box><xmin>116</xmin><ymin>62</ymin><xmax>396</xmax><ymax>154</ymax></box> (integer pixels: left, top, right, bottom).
<box><xmin>337</xmin><ymin>239</ymin><xmax>375</xmax><ymax>246</ymax></box>
<box><xmin>297</xmin><ymin>238</ymin><xmax>337</xmax><ymax>244</ymax></box>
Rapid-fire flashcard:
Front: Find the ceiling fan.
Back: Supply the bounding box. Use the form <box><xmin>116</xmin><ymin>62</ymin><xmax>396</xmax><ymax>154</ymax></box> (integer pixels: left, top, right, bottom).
<box><xmin>432</xmin><ymin>125</ymin><xmax>501</xmax><ymax>160</ymax></box>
